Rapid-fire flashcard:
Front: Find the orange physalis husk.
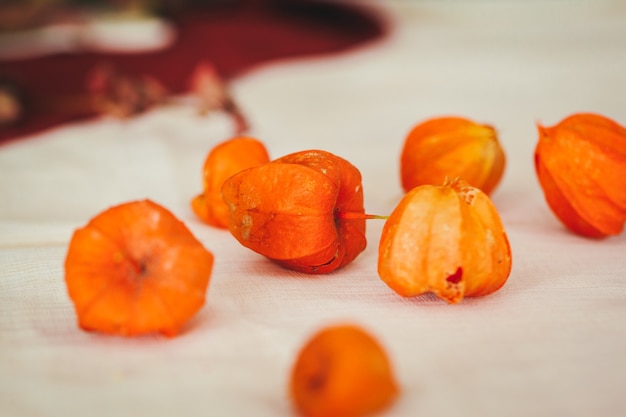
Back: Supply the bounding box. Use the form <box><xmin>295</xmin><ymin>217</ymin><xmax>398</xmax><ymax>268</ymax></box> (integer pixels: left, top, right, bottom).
<box><xmin>221</xmin><ymin>149</ymin><xmax>367</xmax><ymax>274</ymax></box>
<box><xmin>400</xmin><ymin>116</ymin><xmax>506</xmax><ymax>195</ymax></box>
<box><xmin>378</xmin><ymin>177</ymin><xmax>512</xmax><ymax>304</ymax></box>
<box><xmin>191</xmin><ymin>136</ymin><xmax>270</xmax><ymax>228</ymax></box>
<box><xmin>534</xmin><ymin>113</ymin><xmax>626</xmax><ymax>238</ymax></box>
<box><xmin>64</xmin><ymin>200</ymin><xmax>214</xmax><ymax>337</ymax></box>
<box><xmin>290</xmin><ymin>324</ymin><xmax>399</xmax><ymax>417</ymax></box>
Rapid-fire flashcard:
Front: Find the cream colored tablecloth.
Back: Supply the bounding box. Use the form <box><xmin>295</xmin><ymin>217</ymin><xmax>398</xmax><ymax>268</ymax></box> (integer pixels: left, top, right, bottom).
<box><xmin>1</xmin><ymin>1</ymin><xmax>625</xmax><ymax>416</ymax></box>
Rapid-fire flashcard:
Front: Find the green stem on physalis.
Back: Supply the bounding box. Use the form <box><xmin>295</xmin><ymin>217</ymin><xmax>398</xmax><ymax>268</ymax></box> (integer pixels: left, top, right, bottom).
<box><xmin>336</xmin><ymin>211</ymin><xmax>389</xmax><ymax>220</ymax></box>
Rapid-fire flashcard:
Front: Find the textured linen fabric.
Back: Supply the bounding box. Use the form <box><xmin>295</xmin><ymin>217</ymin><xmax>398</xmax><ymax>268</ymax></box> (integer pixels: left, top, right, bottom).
<box><xmin>1</xmin><ymin>1</ymin><xmax>625</xmax><ymax>416</ymax></box>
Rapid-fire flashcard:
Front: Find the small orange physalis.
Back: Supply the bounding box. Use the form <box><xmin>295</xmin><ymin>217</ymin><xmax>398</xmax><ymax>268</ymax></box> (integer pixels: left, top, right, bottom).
<box><xmin>290</xmin><ymin>324</ymin><xmax>399</xmax><ymax>417</ymax></box>
<box><xmin>222</xmin><ymin>149</ymin><xmax>370</xmax><ymax>274</ymax></box>
<box><xmin>64</xmin><ymin>200</ymin><xmax>214</xmax><ymax>337</ymax></box>
<box><xmin>378</xmin><ymin>177</ymin><xmax>512</xmax><ymax>304</ymax></box>
<box><xmin>191</xmin><ymin>136</ymin><xmax>270</xmax><ymax>228</ymax></box>
<box><xmin>400</xmin><ymin>116</ymin><xmax>506</xmax><ymax>195</ymax></box>
<box><xmin>534</xmin><ymin>113</ymin><xmax>626</xmax><ymax>238</ymax></box>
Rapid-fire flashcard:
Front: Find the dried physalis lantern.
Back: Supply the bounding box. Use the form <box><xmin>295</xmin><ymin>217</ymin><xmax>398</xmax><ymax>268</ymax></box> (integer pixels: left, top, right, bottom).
<box><xmin>378</xmin><ymin>177</ymin><xmax>512</xmax><ymax>304</ymax></box>
<box><xmin>64</xmin><ymin>200</ymin><xmax>214</xmax><ymax>337</ymax></box>
<box><xmin>222</xmin><ymin>150</ymin><xmax>370</xmax><ymax>274</ymax></box>
<box><xmin>400</xmin><ymin>116</ymin><xmax>506</xmax><ymax>195</ymax></box>
<box><xmin>191</xmin><ymin>136</ymin><xmax>270</xmax><ymax>228</ymax></box>
<box><xmin>290</xmin><ymin>324</ymin><xmax>399</xmax><ymax>417</ymax></box>
<box><xmin>534</xmin><ymin>113</ymin><xmax>626</xmax><ymax>238</ymax></box>
<box><xmin>189</xmin><ymin>61</ymin><xmax>249</xmax><ymax>135</ymax></box>
<box><xmin>86</xmin><ymin>63</ymin><xmax>168</xmax><ymax>118</ymax></box>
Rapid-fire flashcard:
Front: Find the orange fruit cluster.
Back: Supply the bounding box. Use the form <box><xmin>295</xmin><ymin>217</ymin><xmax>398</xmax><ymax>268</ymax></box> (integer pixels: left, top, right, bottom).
<box><xmin>62</xmin><ymin>110</ymin><xmax>625</xmax><ymax>417</ymax></box>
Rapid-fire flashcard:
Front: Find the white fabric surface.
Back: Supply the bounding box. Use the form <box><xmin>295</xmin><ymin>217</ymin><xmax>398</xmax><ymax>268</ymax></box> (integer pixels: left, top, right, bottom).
<box><xmin>1</xmin><ymin>1</ymin><xmax>625</xmax><ymax>416</ymax></box>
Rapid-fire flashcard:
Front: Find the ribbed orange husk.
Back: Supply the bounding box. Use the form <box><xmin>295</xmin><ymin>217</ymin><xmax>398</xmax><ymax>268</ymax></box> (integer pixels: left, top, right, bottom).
<box><xmin>378</xmin><ymin>178</ymin><xmax>512</xmax><ymax>304</ymax></box>
<box><xmin>222</xmin><ymin>150</ymin><xmax>367</xmax><ymax>274</ymax></box>
<box><xmin>290</xmin><ymin>324</ymin><xmax>399</xmax><ymax>417</ymax></box>
<box><xmin>400</xmin><ymin>116</ymin><xmax>506</xmax><ymax>195</ymax></box>
<box><xmin>64</xmin><ymin>200</ymin><xmax>214</xmax><ymax>337</ymax></box>
<box><xmin>534</xmin><ymin>113</ymin><xmax>626</xmax><ymax>238</ymax></box>
<box><xmin>192</xmin><ymin>136</ymin><xmax>270</xmax><ymax>228</ymax></box>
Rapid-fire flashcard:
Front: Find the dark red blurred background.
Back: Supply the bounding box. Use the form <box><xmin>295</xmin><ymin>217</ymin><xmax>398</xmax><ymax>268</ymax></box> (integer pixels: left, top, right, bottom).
<box><xmin>0</xmin><ymin>0</ymin><xmax>386</xmax><ymax>142</ymax></box>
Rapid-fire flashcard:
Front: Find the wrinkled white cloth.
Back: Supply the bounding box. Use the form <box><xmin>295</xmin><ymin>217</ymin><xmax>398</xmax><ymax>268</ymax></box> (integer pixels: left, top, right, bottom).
<box><xmin>1</xmin><ymin>1</ymin><xmax>625</xmax><ymax>416</ymax></box>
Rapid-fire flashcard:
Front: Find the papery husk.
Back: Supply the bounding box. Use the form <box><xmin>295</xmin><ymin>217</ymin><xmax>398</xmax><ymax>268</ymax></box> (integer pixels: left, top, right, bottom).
<box><xmin>222</xmin><ymin>150</ymin><xmax>367</xmax><ymax>274</ymax></box>
<box><xmin>535</xmin><ymin>113</ymin><xmax>626</xmax><ymax>238</ymax></box>
<box><xmin>378</xmin><ymin>178</ymin><xmax>512</xmax><ymax>303</ymax></box>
